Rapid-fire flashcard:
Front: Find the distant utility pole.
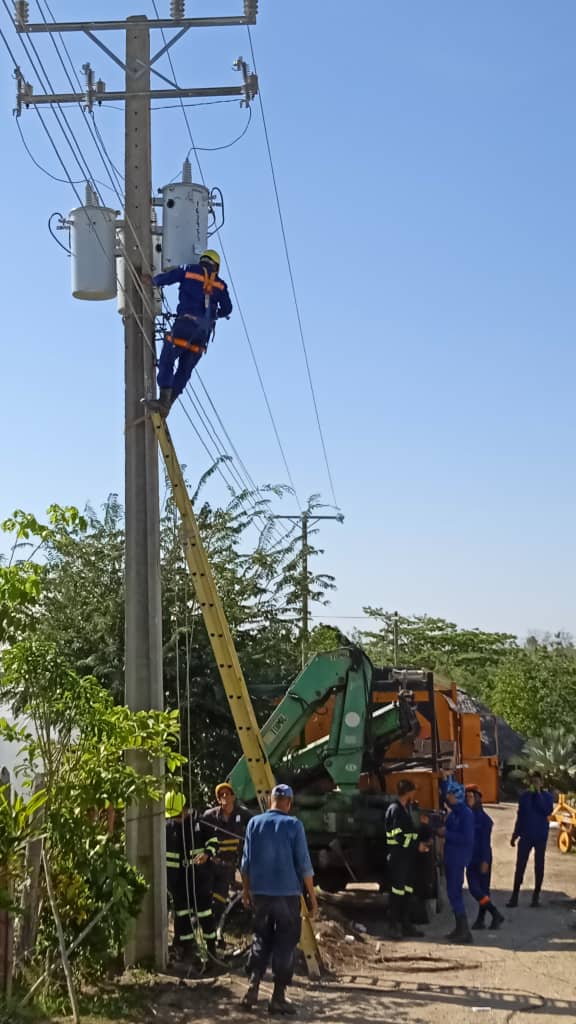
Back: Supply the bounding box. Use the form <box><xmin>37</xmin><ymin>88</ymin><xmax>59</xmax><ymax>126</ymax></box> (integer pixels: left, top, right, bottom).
<box><xmin>274</xmin><ymin>510</ymin><xmax>344</xmax><ymax>669</ymax></box>
<box><xmin>12</xmin><ymin>0</ymin><xmax>258</xmax><ymax>968</ymax></box>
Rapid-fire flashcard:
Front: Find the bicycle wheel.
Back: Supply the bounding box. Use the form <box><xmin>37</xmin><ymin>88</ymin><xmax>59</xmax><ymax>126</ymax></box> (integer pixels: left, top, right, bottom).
<box><xmin>216</xmin><ymin>892</ymin><xmax>253</xmax><ymax>957</ymax></box>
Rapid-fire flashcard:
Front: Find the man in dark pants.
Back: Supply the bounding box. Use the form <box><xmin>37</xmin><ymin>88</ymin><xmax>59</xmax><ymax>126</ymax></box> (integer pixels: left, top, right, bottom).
<box><xmin>438</xmin><ymin>779</ymin><xmax>475</xmax><ymax>944</ymax></box>
<box><xmin>465</xmin><ymin>784</ymin><xmax>504</xmax><ymax>930</ymax></box>
<box><xmin>202</xmin><ymin>781</ymin><xmax>252</xmax><ymax>918</ymax></box>
<box><xmin>240</xmin><ymin>784</ymin><xmax>318</xmax><ymax>1015</ymax></box>
<box><xmin>507</xmin><ymin>771</ymin><xmax>554</xmax><ymax>908</ymax></box>
<box><xmin>385</xmin><ymin>779</ymin><xmax>424</xmax><ymax>939</ymax></box>
<box><xmin>165</xmin><ymin>791</ymin><xmax>219</xmax><ymax>960</ymax></box>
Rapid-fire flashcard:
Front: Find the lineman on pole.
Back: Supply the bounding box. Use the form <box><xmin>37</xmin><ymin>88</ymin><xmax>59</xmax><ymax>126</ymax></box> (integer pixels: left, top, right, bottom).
<box><xmin>145</xmin><ymin>249</ymin><xmax>232</xmax><ymax>417</ymax></box>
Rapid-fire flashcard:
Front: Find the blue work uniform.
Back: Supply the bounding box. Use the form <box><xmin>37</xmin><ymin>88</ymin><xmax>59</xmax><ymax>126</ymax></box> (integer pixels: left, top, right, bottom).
<box><xmin>511</xmin><ymin>789</ymin><xmax>554</xmax><ymax>899</ymax></box>
<box><xmin>466</xmin><ymin>805</ymin><xmax>493</xmax><ymax>907</ymax></box>
<box><xmin>444</xmin><ymin>802</ymin><xmax>474</xmax><ymax>916</ymax></box>
<box><xmin>241</xmin><ymin>809</ymin><xmax>313</xmax><ymax>986</ymax></box>
<box><xmin>153</xmin><ymin>262</ymin><xmax>233</xmax><ymax>399</ymax></box>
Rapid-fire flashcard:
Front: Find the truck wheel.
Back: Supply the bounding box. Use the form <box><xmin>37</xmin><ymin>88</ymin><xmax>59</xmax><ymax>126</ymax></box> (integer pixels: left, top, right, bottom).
<box><xmin>557</xmin><ymin>828</ymin><xmax>573</xmax><ymax>854</ymax></box>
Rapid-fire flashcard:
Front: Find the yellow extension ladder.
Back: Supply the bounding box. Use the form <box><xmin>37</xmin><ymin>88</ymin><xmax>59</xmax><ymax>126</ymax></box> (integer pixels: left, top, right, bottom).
<box><xmin>150</xmin><ymin>411</ymin><xmax>321</xmax><ymax>977</ymax></box>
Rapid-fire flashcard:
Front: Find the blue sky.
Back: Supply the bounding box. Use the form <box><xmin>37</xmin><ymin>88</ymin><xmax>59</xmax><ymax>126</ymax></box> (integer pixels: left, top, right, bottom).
<box><xmin>1</xmin><ymin>1</ymin><xmax>575</xmax><ymax>639</ymax></box>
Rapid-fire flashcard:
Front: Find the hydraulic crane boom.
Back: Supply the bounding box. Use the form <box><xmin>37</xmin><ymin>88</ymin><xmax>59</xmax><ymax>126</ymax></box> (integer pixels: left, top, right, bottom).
<box><xmin>149</xmin><ymin>410</ymin><xmax>321</xmax><ymax>976</ymax></box>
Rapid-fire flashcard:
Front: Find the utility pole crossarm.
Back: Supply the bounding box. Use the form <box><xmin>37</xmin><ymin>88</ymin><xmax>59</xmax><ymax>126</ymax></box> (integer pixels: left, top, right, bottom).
<box><xmin>150</xmin><ymin>411</ymin><xmax>321</xmax><ymax>978</ymax></box>
<box><xmin>15</xmin><ymin>15</ymin><xmax>257</xmax><ymax>33</ymax></box>
<box><xmin>16</xmin><ymin>85</ymin><xmax>251</xmax><ymax>105</ymax></box>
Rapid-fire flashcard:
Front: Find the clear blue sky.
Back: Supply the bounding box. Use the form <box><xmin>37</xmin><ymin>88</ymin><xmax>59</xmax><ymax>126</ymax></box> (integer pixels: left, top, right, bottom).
<box><xmin>1</xmin><ymin>1</ymin><xmax>575</xmax><ymax>639</ymax></box>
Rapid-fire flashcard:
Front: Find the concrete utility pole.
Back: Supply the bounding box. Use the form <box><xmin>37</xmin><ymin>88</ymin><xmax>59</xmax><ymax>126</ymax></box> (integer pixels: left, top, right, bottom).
<box><xmin>13</xmin><ymin>1</ymin><xmax>259</xmax><ymax>968</ymax></box>
<box><xmin>274</xmin><ymin>510</ymin><xmax>344</xmax><ymax>668</ymax></box>
<box><xmin>122</xmin><ymin>16</ymin><xmax>164</xmax><ymax>970</ymax></box>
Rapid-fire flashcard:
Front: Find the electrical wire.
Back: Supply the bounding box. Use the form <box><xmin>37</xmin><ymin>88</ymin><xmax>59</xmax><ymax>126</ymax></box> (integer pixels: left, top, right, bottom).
<box><xmin>184</xmin><ymin>104</ymin><xmax>252</xmax><ymax>153</ymax></box>
<box><xmin>247</xmin><ymin>25</ymin><xmax>340</xmax><ymax>511</ymax></box>
<box><xmin>15</xmin><ymin>116</ymin><xmax>117</xmax><ymax>192</ymax></box>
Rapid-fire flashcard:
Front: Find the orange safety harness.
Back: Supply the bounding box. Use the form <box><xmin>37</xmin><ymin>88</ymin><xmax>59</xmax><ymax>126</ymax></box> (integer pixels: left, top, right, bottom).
<box><xmin>169</xmin><ymin>267</ymin><xmax>221</xmax><ymax>351</ymax></box>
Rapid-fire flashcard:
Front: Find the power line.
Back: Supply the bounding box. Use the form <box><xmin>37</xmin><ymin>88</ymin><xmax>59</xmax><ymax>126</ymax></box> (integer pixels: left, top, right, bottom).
<box><xmin>15</xmin><ymin>115</ymin><xmax>117</xmax><ymax>191</ymax></box>
<box><xmin>246</xmin><ymin>26</ymin><xmax>340</xmax><ymax>511</ymax></box>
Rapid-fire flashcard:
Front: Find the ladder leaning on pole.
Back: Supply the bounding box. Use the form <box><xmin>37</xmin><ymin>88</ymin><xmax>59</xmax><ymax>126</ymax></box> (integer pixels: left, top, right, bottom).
<box><xmin>149</xmin><ymin>410</ymin><xmax>321</xmax><ymax>978</ymax></box>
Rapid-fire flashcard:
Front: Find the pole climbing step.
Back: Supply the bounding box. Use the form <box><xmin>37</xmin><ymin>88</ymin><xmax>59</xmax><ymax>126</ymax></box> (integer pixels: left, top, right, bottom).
<box><xmin>150</xmin><ymin>410</ymin><xmax>321</xmax><ymax>978</ymax></box>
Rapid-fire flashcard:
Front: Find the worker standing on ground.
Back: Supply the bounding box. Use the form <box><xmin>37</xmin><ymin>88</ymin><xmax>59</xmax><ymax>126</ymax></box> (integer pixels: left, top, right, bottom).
<box><xmin>438</xmin><ymin>779</ymin><xmax>475</xmax><ymax>944</ymax></box>
<box><xmin>240</xmin><ymin>784</ymin><xmax>318</xmax><ymax>1016</ymax></box>
<box><xmin>465</xmin><ymin>785</ymin><xmax>504</xmax><ymax>930</ymax></box>
<box><xmin>507</xmin><ymin>770</ymin><xmax>554</xmax><ymax>908</ymax></box>
<box><xmin>202</xmin><ymin>782</ymin><xmax>251</xmax><ymax>918</ymax></box>
<box><xmin>385</xmin><ymin>779</ymin><xmax>424</xmax><ymax>939</ymax></box>
<box><xmin>165</xmin><ymin>791</ymin><xmax>220</xmax><ymax>961</ymax></box>
<box><xmin>145</xmin><ymin>249</ymin><xmax>232</xmax><ymax>417</ymax></box>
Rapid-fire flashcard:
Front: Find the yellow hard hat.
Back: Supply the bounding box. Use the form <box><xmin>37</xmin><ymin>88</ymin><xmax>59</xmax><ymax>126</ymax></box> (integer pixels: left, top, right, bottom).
<box><xmin>215</xmin><ymin>782</ymin><xmax>234</xmax><ymax>798</ymax></box>
<box><xmin>165</xmin><ymin>791</ymin><xmax>185</xmax><ymax>818</ymax></box>
<box><xmin>200</xmin><ymin>249</ymin><xmax>220</xmax><ymax>269</ymax></box>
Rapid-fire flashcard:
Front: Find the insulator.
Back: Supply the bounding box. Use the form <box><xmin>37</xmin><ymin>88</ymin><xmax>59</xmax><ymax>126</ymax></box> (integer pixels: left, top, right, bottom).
<box><xmin>14</xmin><ymin>1</ymin><xmax>29</xmax><ymax>27</ymax></box>
<box><xmin>170</xmin><ymin>0</ymin><xmax>185</xmax><ymax>18</ymax></box>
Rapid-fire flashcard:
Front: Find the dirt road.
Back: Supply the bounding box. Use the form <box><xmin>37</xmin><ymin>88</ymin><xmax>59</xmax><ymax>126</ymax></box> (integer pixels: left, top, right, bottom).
<box><xmin>88</xmin><ymin>803</ymin><xmax>576</xmax><ymax>1024</ymax></box>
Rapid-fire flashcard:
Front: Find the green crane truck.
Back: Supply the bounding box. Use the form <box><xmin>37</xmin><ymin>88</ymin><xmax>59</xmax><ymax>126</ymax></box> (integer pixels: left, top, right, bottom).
<box><xmin>230</xmin><ymin>648</ymin><xmax>437</xmax><ymax>899</ymax></box>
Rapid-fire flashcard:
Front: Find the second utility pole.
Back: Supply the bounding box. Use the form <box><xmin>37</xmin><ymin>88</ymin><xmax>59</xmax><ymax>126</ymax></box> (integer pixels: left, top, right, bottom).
<box><xmin>274</xmin><ymin>510</ymin><xmax>344</xmax><ymax>668</ymax></box>
<box><xmin>123</xmin><ymin>16</ymin><xmax>164</xmax><ymax>969</ymax></box>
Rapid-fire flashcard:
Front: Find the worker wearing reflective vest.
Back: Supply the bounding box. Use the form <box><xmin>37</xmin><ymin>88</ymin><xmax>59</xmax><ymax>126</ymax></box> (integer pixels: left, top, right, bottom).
<box><xmin>385</xmin><ymin>779</ymin><xmax>424</xmax><ymax>939</ymax></box>
<box><xmin>165</xmin><ymin>791</ymin><xmax>219</xmax><ymax>959</ymax></box>
<box><xmin>465</xmin><ymin>784</ymin><xmax>505</xmax><ymax>931</ymax></box>
<box><xmin>438</xmin><ymin>779</ymin><xmax>475</xmax><ymax>944</ymax></box>
<box><xmin>148</xmin><ymin>249</ymin><xmax>232</xmax><ymax>417</ymax></box>
<box><xmin>202</xmin><ymin>782</ymin><xmax>252</xmax><ymax>915</ymax></box>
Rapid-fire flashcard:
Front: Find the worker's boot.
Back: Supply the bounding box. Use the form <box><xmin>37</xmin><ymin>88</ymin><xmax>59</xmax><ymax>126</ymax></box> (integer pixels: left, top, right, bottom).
<box><xmin>488</xmin><ymin>904</ymin><xmax>505</xmax><ymax>930</ymax></box>
<box><xmin>449</xmin><ymin>913</ymin><xmax>473</xmax><ymax>945</ymax></box>
<box><xmin>506</xmin><ymin>891</ymin><xmax>519</xmax><ymax>908</ymax></box>
<box><xmin>241</xmin><ymin>973</ymin><xmax>261</xmax><ymax>1009</ymax></box>
<box><xmin>402</xmin><ymin>901</ymin><xmax>424</xmax><ymax>937</ymax></box>
<box><xmin>530</xmin><ymin>890</ymin><xmax>541</xmax><ymax>908</ymax></box>
<box><xmin>146</xmin><ymin>388</ymin><xmax>173</xmax><ymax>417</ymax></box>
<box><xmin>388</xmin><ymin>917</ymin><xmax>404</xmax><ymax>940</ymax></box>
<box><xmin>445</xmin><ymin>914</ymin><xmax>460</xmax><ymax>940</ymax></box>
<box><xmin>471</xmin><ymin>907</ymin><xmax>487</xmax><ymax>930</ymax></box>
<box><xmin>268</xmin><ymin>982</ymin><xmax>297</xmax><ymax>1016</ymax></box>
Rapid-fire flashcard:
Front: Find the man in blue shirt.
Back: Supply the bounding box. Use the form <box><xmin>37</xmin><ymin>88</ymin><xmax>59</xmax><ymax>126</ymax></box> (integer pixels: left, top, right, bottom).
<box><xmin>240</xmin><ymin>784</ymin><xmax>317</xmax><ymax>1015</ymax></box>
<box><xmin>507</xmin><ymin>771</ymin><xmax>554</xmax><ymax>908</ymax></box>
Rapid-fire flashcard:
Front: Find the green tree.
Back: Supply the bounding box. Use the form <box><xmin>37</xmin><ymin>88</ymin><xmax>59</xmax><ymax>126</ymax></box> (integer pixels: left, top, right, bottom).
<box><xmin>358</xmin><ymin>610</ymin><xmax>517</xmax><ymax>697</ymax></box>
<box><xmin>489</xmin><ymin>643</ymin><xmax>576</xmax><ymax>738</ymax></box>
<box><xmin>0</xmin><ymin>638</ymin><xmax>184</xmax><ymax>978</ymax></box>
<box><xmin>1</xmin><ymin>486</ymin><xmax>337</xmax><ymax>798</ymax></box>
